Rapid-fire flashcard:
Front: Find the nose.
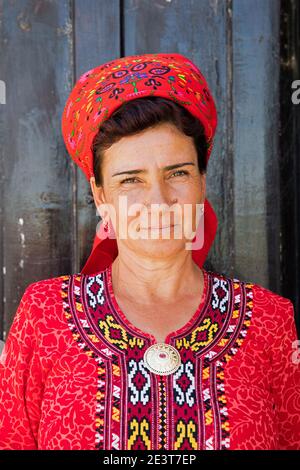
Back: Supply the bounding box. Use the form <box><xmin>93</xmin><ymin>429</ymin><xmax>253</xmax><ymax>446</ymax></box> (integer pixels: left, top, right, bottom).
<box><xmin>144</xmin><ymin>179</ymin><xmax>176</xmax><ymax>207</ymax></box>
<box><xmin>142</xmin><ymin>181</ymin><xmax>178</xmax><ymax>226</ymax></box>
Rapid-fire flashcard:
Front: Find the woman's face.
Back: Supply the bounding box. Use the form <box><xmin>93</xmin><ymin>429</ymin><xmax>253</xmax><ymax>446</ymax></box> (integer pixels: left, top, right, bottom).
<box><xmin>90</xmin><ymin>122</ymin><xmax>206</xmax><ymax>261</ymax></box>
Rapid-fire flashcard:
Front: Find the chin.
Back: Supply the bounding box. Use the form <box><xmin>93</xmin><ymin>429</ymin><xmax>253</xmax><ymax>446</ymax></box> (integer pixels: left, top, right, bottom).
<box><xmin>129</xmin><ymin>238</ymin><xmax>187</xmax><ymax>259</ymax></box>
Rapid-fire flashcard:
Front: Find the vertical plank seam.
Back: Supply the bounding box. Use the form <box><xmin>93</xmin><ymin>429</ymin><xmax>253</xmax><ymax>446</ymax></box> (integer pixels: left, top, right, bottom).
<box><xmin>0</xmin><ymin>98</ymin><xmax>4</xmax><ymax>340</ymax></box>
<box><xmin>226</xmin><ymin>0</ymin><xmax>235</xmax><ymax>273</ymax></box>
<box><xmin>120</xmin><ymin>0</ymin><xmax>125</xmax><ymax>57</ymax></box>
<box><xmin>71</xmin><ymin>0</ymin><xmax>79</xmax><ymax>274</ymax></box>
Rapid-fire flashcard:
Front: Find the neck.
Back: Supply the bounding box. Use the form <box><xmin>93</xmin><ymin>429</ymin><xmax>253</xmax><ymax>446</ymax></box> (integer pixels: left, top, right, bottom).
<box><xmin>111</xmin><ymin>249</ymin><xmax>203</xmax><ymax>303</ymax></box>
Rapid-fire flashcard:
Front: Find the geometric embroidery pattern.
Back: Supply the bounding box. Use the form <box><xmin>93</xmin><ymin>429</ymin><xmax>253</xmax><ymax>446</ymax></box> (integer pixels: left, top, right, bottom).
<box><xmin>61</xmin><ymin>265</ymin><xmax>254</xmax><ymax>450</ymax></box>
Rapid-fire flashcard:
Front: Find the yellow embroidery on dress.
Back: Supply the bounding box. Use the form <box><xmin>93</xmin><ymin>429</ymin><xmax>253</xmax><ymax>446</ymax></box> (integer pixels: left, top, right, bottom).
<box><xmin>190</xmin><ymin>319</ymin><xmax>219</xmax><ymax>351</ymax></box>
<box><xmin>96</xmin><ymin>390</ymin><xmax>104</xmax><ymax>401</ymax></box>
<box><xmin>112</xmin><ymin>364</ymin><xmax>120</xmax><ymax>376</ymax></box>
<box><xmin>95</xmin><ymin>417</ymin><xmax>104</xmax><ymax>427</ymax></box>
<box><xmin>128</xmin><ymin>418</ymin><xmax>151</xmax><ymax>449</ymax></box>
<box><xmin>112</xmin><ymin>407</ymin><xmax>120</xmax><ymax>422</ymax></box>
<box><xmin>98</xmin><ymin>314</ymin><xmax>128</xmax><ymax>349</ymax></box>
<box><xmin>174</xmin><ymin>420</ymin><xmax>197</xmax><ymax>450</ymax></box>
<box><xmin>222</xmin><ymin>421</ymin><xmax>230</xmax><ymax>432</ymax></box>
<box><xmin>205</xmin><ymin>409</ymin><xmax>213</xmax><ymax>425</ymax></box>
<box><xmin>232</xmin><ymin>309</ymin><xmax>240</xmax><ymax>319</ymax></box>
<box><xmin>218</xmin><ymin>337</ymin><xmax>229</xmax><ymax>347</ymax></box>
<box><xmin>218</xmin><ymin>394</ymin><xmax>226</xmax><ymax>404</ymax></box>
<box><xmin>88</xmin><ymin>334</ymin><xmax>100</xmax><ymax>343</ymax></box>
<box><xmin>202</xmin><ymin>366</ymin><xmax>210</xmax><ymax>380</ymax></box>
<box><xmin>217</xmin><ymin>370</ymin><xmax>224</xmax><ymax>380</ymax></box>
<box><xmin>128</xmin><ymin>337</ymin><xmax>145</xmax><ymax>349</ymax></box>
<box><xmin>176</xmin><ymin>318</ymin><xmax>219</xmax><ymax>351</ymax></box>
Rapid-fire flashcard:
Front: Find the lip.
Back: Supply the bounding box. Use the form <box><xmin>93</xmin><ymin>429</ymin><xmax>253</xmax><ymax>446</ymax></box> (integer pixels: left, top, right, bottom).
<box><xmin>140</xmin><ymin>224</ymin><xmax>177</xmax><ymax>230</ymax></box>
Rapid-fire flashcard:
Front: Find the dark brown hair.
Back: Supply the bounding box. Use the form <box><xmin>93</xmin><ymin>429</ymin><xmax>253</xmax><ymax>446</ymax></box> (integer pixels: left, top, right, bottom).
<box><xmin>91</xmin><ymin>96</ymin><xmax>208</xmax><ymax>186</ymax></box>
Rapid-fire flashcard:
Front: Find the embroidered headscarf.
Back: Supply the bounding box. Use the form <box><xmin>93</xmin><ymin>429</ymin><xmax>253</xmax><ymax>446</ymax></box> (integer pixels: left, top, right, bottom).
<box><xmin>61</xmin><ymin>52</ymin><xmax>218</xmax><ymax>274</ymax></box>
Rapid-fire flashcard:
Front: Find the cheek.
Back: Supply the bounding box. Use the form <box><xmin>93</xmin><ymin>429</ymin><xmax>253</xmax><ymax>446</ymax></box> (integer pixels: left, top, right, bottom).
<box><xmin>108</xmin><ymin>195</ymin><xmax>142</xmax><ymax>234</ymax></box>
<box><xmin>177</xmin><ymin>181</ymin><xmax>202</xmax><ymax>205</ymax></box>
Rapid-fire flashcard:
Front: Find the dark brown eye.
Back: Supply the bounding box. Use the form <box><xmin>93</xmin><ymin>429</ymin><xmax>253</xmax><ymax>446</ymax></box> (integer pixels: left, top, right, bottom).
<box><xmin>120</xmin><ymin>177</ymin><xmax>139</xmax><ymax>184</ymax></box>
<box><xmin>170</xmin><ymin>170</ymin><xmax>188</xmax><ymax>178</ymax></box>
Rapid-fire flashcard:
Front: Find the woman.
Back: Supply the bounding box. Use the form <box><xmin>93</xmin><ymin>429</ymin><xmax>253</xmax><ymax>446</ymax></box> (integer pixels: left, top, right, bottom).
<box><xmin>0</xmin><ymin>52</ymin><xmax>299</xmax><ymax>450</ymax></box>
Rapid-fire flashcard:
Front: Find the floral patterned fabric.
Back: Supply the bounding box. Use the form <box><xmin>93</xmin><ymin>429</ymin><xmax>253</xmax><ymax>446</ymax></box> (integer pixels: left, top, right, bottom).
<box><xmin>0</xmin><ymin>264</ymin><xmax>299</xmax><ymax>450</ymax></box>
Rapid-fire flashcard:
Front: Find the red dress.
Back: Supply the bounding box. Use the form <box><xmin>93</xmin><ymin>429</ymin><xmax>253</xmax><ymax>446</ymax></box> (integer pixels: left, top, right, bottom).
<box><xmin>0</xmin><ymin>264</ymin><xmax>299</xmax><ymax>450</ymax></box>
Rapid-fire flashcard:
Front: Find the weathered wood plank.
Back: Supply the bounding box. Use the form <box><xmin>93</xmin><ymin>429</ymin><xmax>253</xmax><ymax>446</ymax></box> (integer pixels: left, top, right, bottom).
<box><xmin>279</xmin><ymin>0</ymin><xmax>300</xmax><ymax>335</ymax></box>
<box><xmin>74</xmin><ymin>0</ymin><xmax>121</xmax><ymax>274</ymax></box>
<box><xmin>0</xmin><ymin>0</ymin><xmax>73</xmax><ymax>337</ymax></box>
<box><xmin>232</xmin><ymin>0</ymin><xmax>281</xmax><ymax>289</ymax></box>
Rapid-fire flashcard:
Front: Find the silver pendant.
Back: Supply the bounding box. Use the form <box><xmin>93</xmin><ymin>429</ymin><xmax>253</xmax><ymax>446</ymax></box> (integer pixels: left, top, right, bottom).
<box><xmin>143</xmin><ymin>342</ymin><xmax>181</xmax><ymax>375</ymax></box>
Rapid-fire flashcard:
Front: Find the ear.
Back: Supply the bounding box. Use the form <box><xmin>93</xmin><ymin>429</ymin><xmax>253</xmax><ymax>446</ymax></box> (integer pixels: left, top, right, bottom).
<box><xmin>90</xmin><ymin>176</ymin><xmax>106</xmax><ymax>217</ymax></box>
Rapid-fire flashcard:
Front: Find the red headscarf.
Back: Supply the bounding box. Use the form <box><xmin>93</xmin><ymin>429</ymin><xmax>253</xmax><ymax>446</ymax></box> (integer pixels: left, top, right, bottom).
<box><xmin>61</xmin><ymin>52</ymin><xmax>218</xmax><ymax>275</ymax></box>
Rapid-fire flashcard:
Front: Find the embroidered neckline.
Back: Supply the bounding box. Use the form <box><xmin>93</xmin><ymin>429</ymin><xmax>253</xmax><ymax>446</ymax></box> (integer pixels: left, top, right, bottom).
<box><xmin>63</xmin><ymin>267</ymin><xmax>254</xmax><ymax>363</ymax></box>
<box><xmin>104</xmin><ymin>262</ymin><xmax>210</xmax><ymax>345</ymax></box>
<box><xmin>60</xmin><ymin>269</ymin><xmax>255</xmax><ymax>450</ymax></box>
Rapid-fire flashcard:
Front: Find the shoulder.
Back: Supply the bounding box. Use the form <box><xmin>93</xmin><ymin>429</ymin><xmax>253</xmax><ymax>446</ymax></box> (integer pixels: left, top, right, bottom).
<box><xmin>19</xmin><ymin>274</ymin><xmax>71</xmax><ymax>316</ymax></box>
<box><xmin>248</xmin><ymin>281</ymin><xmax>295</xmax><ymax>339</ymax></box>
<box><xmin>207</xmin><ymin>268</ymin><xmax>294</xmax><ymax>310</ymax></box>
<box><xmin>209</xmin><ymin>269</ymin><xmax>297</xmax><ymax>343</ymax></box>
<box><xmin>24</xmin><ymin>273</ymin><xmax>72</xmax><ymax>295</ymax></box>
<box><xmin>7</xmin><ymin>273</ymin><xmax>81</xmax><ymax>357</ymax></box>
<box><xmin>12</xmin><ymin>273</ymin><xmax>74</xmax><ymax>335</ymax></box>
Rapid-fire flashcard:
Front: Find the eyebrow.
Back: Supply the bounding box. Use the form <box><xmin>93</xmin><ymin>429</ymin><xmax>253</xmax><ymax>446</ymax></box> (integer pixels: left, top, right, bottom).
<box><xmin>112</xmin><ymin>162</ymin><xmax>195</xmax><ymax>177</ymax></box>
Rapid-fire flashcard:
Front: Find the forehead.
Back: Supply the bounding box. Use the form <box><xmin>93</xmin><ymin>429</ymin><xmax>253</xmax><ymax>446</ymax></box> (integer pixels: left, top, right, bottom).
<box><xmin>102</xmin><ymin>122</ymin><xmax>197</xmax><ymax>172</ymax></box>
